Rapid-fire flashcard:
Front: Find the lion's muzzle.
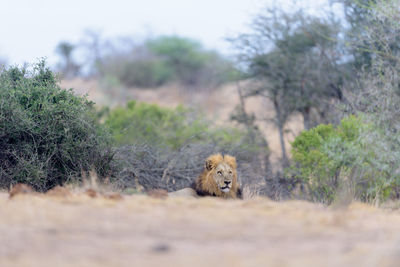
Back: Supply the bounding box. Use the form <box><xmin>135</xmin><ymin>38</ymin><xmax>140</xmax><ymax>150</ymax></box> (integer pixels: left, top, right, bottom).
<box><xmin>220</xmin><ymin>180</ymin><xmax>232</xmax><ymax>193</ymax></box>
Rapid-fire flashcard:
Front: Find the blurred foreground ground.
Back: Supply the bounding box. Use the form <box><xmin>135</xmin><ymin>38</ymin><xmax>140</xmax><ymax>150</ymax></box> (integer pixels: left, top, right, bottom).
<box><xmin>1</xmin><ymin>192</ymin><xmax>400</xmax><ymax>267</ymax></box>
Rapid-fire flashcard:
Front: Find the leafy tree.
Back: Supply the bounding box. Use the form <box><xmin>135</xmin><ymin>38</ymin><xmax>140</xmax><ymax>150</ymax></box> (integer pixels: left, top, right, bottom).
<box><xmin>231</xmin><ymin>8</ymin><xmax>343</xmax><ymax>167</ymax></box>
<box><xmin>290</xmin><ymin>0</ymin><xmax>400</xmax><ymax>204</ymax></box>
<box><xmin>337</xmin><ymin>0</ymin><xmax>400</xmax><ymax>69</ymax></box>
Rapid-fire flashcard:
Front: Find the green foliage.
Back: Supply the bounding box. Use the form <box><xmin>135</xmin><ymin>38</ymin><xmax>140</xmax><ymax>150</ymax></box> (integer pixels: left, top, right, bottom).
<box><xmin>291</xmin><ymin>115</ymin><xmax>397</xmax><ymax>203</ymax></box>
<box><xmin>105</xmin><ymin>101</ymin><xmax>204</xmax><ymax>148</ymax></box>
<box><xmin>118</xmin><ymin>60</ymin><xmax>173</xmax><ymax>88</ymax></box>
<box><xmin>147</xmin><ymin>36</ymin><xmax>208</xmax><ymax>85</ymax></box>
<box><xmin>104</xmin><ymin>100</ymin><xmax>255</xmax><ymax>151</ymax></box>
<box><xmin>333</xmin><ymin>0</ymin><xmax>400</xmax><ymax>204</ymax></box>
<box><xmin>100</xmin><ymin>35</ymin><xmax>239</xmax><ymax>88</ymax></box>
<box><xmin>0</xmin><ymin>61</ymin><xmax>113</xmax><ymax>191</ymax></box>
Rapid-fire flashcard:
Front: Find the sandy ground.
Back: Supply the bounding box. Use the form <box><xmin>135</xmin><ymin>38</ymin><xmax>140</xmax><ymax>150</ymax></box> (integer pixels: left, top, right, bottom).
<box><xmin>2</xmin><ymin>192</ymin><xmax>400</xmax><ymax>267</ymax></box>
<box><xmin>60</xmin><ymin>79</ymin><xmax>304</xmax><ymax>167</ymax></box>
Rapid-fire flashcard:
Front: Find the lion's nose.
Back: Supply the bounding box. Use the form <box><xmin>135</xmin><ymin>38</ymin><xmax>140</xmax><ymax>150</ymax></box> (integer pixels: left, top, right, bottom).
<box><xmin>224</xmin><ymin>180</ymin><xmax>231</xmax><ymax>185</ymax></box>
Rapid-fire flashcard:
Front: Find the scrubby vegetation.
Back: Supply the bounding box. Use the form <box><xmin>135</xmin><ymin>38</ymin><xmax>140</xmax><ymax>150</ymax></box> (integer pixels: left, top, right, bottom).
<box><xmin>288</xmin><ymin>0</ymin><xmax>400</xmax><ymax>204</ymax></box>
<box><xmin>0</xmin><ymin>61</ymin><xmax>270</xmax><ymax>193</ymax></box>
<box><xmin>0</xmin><ymin>61</ymin><xmax>113</xmax><ymax>191</ymax></box>
<box><xmin>290</xmin><ymin>116</ymin><xmax>398</xmax><ymax>203</ymax></box>
<box><xmin>226</xmin><ymin>0</ymin><xmax>400</xmax><ymax>204</ymax></box>
<box><xmin>102</xmin><ymin>100</ymin><xmax>270</xmax><ymax>192</ymax></box>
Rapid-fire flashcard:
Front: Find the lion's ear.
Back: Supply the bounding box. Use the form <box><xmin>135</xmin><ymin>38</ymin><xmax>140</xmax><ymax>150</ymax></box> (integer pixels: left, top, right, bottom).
<box><xmin>205</xmin><ymin>154</ymin><xmax>223</xmax><ymax>171</ymax></box>
<box><xmin>224</xmin><ymin>155</ymin><xmax>237</xmax><ymax>169</ymax></box>
<box><xmin>205</xmin><ymin>159</ymin><xmax>213</xmax><ymax>171</ymax></box>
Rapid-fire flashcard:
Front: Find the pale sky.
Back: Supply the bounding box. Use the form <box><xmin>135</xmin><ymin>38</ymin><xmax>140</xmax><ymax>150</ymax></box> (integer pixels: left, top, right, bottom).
<box><xmin>0</xmin><ymin>0</ymin><xmax>338</xmax><ymax>66</ymax></box>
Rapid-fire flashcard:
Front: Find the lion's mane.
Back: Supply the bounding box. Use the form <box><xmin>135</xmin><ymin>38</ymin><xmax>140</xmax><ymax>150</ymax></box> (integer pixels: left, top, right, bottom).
<box><xmin>193</xmin><ymin>154</ymin><xmax>241</xmax><ymax>199</ymax></box>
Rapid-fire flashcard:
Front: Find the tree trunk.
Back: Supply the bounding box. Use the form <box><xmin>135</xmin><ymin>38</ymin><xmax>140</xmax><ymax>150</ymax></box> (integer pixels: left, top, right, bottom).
<box><xmin>273</xmin><ymin>98</ymin><xmax>288</xmax><ymax>168</ymax></box>
<box><xmin>302</xmin><ymin>107</ymin><xmax>311</xmax><ymax>130</ymax></box>
<box><xmin>236</xmin><ymin>82</ymin><xmax>271</xmax><ymax>176</ymax></box>
<box><xmin>277</xmin><ymin>121</ymin><xmax>288</xmax><ymax>166</ymax></box>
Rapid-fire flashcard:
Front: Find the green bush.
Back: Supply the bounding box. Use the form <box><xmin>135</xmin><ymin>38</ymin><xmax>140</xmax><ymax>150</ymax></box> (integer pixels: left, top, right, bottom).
<box><xmin>290</xmin><ymin>115</ymin><xmax>396</xmax><ymax>203</ymax></box>
<box><xmin>0</xmin><ymin>61</ymin><xmax>113</xmax><ymax>191</ymax></box>
<box><xmin>104</xmin><ymin>100</ymin><xmax>253</xmax><ymax>150</ymax></box>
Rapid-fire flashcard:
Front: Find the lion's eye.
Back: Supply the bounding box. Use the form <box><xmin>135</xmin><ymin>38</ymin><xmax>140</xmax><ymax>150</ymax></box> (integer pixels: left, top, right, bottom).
<box><xmin>217</xmin><ymin>171</ymin><xmax>222</xmax><ymax>176</ymax></box>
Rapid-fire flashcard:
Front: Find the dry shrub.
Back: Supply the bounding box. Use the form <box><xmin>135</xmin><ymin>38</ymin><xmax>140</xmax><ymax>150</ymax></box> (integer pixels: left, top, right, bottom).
<box><xmin>110</xmin><ymin>143</ymin><xmax>269</xmax><ymax>194</ymax></box>
<box><xmin>9</xmin><ymin>184</ymin><xmax>36</xmax><ymax>199</ymax></box>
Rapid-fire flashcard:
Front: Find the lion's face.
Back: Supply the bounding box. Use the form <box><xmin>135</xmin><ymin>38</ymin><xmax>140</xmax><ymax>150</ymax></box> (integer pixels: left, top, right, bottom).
<box><xmin>201</xmin><ymin>154</ymin><xmax>238</xmax><ymax>196</ymax></box>
<box><xmin>212</xmin><ymin>162</ymin><xmax>235</xmax><ymax>193</ymax></box>
<box><xmin>194</xmin><ymin>154</ymin><xmax>239</xmax><ymax>198</ymax></box>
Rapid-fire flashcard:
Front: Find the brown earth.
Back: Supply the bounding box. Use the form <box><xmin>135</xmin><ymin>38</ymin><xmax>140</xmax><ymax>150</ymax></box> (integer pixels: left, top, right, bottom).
<box><xmin>60</xmin><ymin>79</ymin><xmax>304</xmax><ymax>167</ymax></box>
<box><xmin>2</xmin><ymin>192</ymin><xmax>400</xmax><ymax>267</ymax></box>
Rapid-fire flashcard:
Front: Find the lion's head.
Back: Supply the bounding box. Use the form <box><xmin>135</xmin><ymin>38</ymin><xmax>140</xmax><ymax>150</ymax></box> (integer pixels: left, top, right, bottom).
<box><xmin>194</xmin><ymin>154</ymin><xmax>240</xmax><ymax>198</ymax></box>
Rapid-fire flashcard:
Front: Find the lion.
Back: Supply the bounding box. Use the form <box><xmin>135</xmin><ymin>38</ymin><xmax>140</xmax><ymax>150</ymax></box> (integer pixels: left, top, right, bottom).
<box><xmin>168</xmin><ymin>154</ymin><xmax>242</xmax><ymax>199</ymax></box>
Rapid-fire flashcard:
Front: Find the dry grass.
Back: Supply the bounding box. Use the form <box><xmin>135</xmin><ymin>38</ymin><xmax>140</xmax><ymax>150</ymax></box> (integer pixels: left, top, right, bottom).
<box><xmin>2</xmin><ymin>189</ymin><xmax>400</xmax><ymax>267</ymax></box>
